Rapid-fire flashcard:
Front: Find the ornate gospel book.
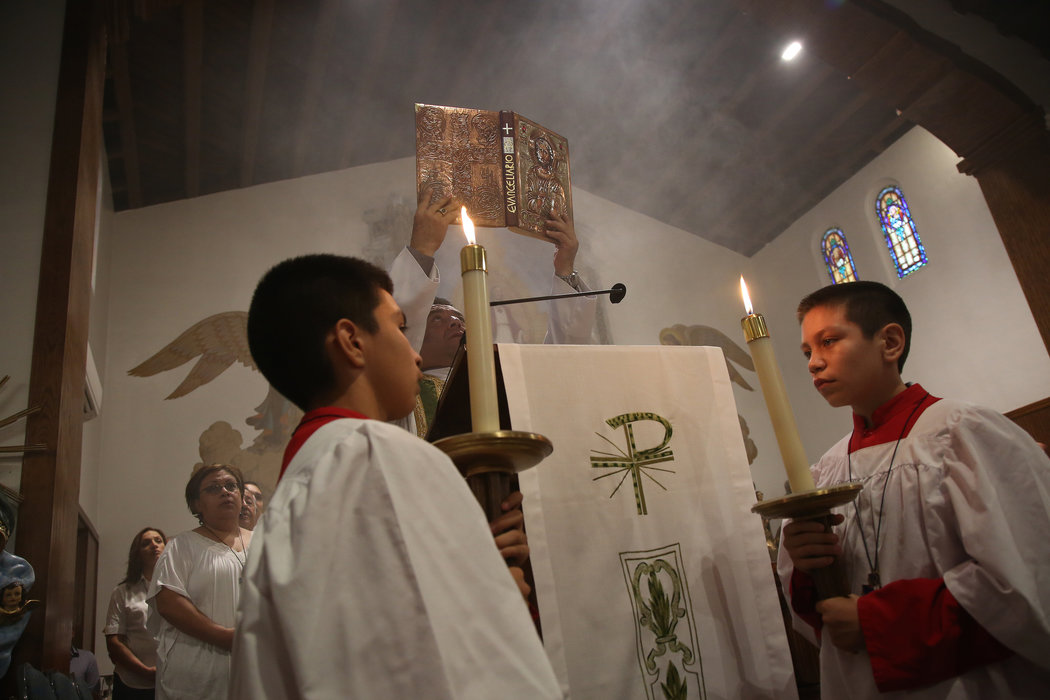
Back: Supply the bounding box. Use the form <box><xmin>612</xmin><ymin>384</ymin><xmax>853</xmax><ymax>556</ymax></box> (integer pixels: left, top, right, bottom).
<box><xmin>415</xmin><ymin>103</ymin><xmax>573</xmax><ymax>240</ymax></box>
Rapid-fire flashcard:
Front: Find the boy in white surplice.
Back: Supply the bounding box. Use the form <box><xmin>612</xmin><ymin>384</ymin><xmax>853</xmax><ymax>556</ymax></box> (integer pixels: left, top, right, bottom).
<box><xmin>778</xmin><ymin>281</ymin><xmax>1050</xmax><ymax>698</ymax></box>
<box><xmin>229</xmin><ymin>254</ymin><xmax>561</xmax><ymax>699</ymax></box>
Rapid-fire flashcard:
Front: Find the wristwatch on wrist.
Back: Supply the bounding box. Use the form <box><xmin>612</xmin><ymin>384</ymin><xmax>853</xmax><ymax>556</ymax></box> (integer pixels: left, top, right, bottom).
<box><xmin>557</xmin><ymin>270</ymin><xmax>581</xmax><ymax>291</ymax></box>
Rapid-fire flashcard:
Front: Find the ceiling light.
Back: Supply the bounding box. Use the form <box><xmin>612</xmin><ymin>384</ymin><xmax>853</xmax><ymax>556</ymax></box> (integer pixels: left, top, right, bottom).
<box><xmin>781</xmin><ymin>41</ymin><xmax>802</xmax><ymax>61</ymax></box>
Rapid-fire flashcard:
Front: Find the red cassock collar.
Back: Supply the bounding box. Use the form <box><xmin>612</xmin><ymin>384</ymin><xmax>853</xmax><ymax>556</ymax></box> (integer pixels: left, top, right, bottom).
<box><xmin>280</xmin><ymin>406</ymin><xmax>370</xmax><ymax>479</ymax></box>
<box><xmin>848</xmin><ymin>383</ymin><xmax>940</xmax><ymax>453</ymax></box>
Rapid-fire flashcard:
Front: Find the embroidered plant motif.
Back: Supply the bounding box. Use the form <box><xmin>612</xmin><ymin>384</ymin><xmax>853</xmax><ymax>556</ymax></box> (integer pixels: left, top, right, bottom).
<box><xmin>621</xmin><ymin>544</ymin><xmax>706</xmax><ymax>699</ymax></box>
<box><xmin>661</xmin><ymin>661</ymin><xmax>688</xmax><ymax>700</ymax></box>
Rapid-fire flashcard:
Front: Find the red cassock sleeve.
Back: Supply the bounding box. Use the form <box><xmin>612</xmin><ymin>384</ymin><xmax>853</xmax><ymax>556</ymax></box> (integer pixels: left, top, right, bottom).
<box><xmin>788</xmin><ymin>569</ymin><xmax>823</xmax><ymax>635</ymax></box>
<box><xmin>857</xmin><ymin>577</ymin><xmax>1013</xmax><ymax>692</ymax></box>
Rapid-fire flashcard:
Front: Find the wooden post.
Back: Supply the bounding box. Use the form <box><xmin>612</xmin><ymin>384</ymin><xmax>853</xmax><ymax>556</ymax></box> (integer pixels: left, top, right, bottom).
<box><xmin>15</xmin><ymin>0</ymin><xmax>106</xmax><ymax>673</ymax></box>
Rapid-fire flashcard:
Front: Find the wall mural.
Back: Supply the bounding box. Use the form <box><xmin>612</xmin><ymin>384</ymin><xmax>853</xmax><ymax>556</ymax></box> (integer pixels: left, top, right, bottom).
<box><xmin>127</xmin><ymin>193</ymin><xmax>600</xmax><ymax>490</ymax></box>
<box><xmin>127</xmin><ymin>310</ymin><xmax>297</xmax><ymax>492</ymax></box>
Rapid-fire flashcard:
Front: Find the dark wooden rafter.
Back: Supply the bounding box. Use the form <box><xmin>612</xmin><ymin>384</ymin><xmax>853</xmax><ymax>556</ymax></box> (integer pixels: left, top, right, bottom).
<box><xmin>110</xmin><ymin>40</ymin><xmax>143</xmax><ymax>207</ymax></box>
<box><xmin>685</xmin><ymin>10</ymin><xmax>752</xmax><ymax>78</ymax></box>
<box><xmin>291</xmin><ymin>0</ymin><xmax>340</xmax><ymax>178</ymax></box>
<box><xmin>445</xmin><ymin>0</ymin><xmax>505</xmax><ymax>98</ymax></box>
<box><xmin>697</xmin><ymin>80</ymin><xmax>879</xmax><ymax>248</ymax></box>
<box><xmin>776</xmin><ymin>113</ymin><xmax>911</xmax><ymax>238</ymax></box>
<box><xmin>617</xmin><ymin>8</ymin><xmax>749</xmax><ymax>224</ymax></box>
<box><xmin>337</xmin><ymin>0</ymin><xmax>402</xmax><ymax>170</ymax></box>
<box><xmin>240</xmin><ymin>0</ymin><xmax>275</xmax><ymax>187</ymax></box>
<box><xmin>751</xmin><ymin>64</ymin><xmax>834</xmax><ymax>142</ymax></box>
<box><xmin>183</xmin><ymin>0</ymin><xmax>203</xmax><ymax>197</ymax></box>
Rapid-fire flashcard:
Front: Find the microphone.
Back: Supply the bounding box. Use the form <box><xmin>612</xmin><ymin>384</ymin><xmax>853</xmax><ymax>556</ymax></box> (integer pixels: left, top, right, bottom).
<box><xmin>490</xmin><ymin>283</ymin><xmax>627</xmax><ymax>308</ymax></box>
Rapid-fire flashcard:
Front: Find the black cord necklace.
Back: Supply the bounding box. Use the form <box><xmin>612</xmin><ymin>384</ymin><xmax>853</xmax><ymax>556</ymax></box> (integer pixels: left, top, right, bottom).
<box><xmin>202</xmin><ymin>524</ymin><xmax>246</xmax><ymax>569</ymax></box>
<box><xmin>848</xmin><ymin>392</ymin><xmax>929</xmax><ymax>594</ymax></box>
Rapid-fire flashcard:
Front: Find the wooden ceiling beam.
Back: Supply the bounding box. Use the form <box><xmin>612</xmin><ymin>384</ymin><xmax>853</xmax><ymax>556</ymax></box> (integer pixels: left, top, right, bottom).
<box><xmin>337</xmin><ymin>0</ymin><xmax>402</xmax><ymax>170</ymax></box>
<box><xmin>291</xmin><ymin>0</ymin><xmax>340</xmax><ymax>178</ymax></box>
<box><xmin>239</xmin><ymin>0</ymin><xmax>274</xmax><ymax>187</ymax></box>
<box><xmin>629</xmin><ymin>10</ymin><xmax>753</xmax><ymax>226</ymax></box>
<box><xmin>700</xmin><ymin>89</ymin><xmax>895</xmax><ymax>251</ymax></box>
<box><xmin>182</xmin><ymin>0</ymin><xmax>203</xmax><ymax>198</ymax></box>
<box><xmin>110</xmin><ymin>40</ymin><xmax>143</xmax><ymax>207</ymax></box>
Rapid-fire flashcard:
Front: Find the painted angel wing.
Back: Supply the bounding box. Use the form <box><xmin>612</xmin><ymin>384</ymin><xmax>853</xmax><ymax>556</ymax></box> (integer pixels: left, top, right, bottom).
<box><xmin>128</xmin><ymin>311</ymin><xmax>253</xmax><ymax>399</ymax></box>
<box><xmin>658</xmin><ymin>323</ymin><xmax>756</xmax><ymax>391</ymax></box>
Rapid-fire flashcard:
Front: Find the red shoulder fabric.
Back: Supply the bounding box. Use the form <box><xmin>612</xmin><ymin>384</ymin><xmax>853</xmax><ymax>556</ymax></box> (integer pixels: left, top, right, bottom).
<box><xmin>858</xmin><ymin>577</ymin><xmax>1012</xmax><ymax>692</ymax></box>
<box><xmin>280</xmin><ymin>407</ymin><xmax>369</xmax><ymax>479</ymax></box>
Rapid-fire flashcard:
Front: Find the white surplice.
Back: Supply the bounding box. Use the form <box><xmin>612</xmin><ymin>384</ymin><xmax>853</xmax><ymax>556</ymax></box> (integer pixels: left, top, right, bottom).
<box><xmin>229</xmin><ymin>417</ymin><xmax>562</xmax><ymax>699</ymax></box>
<box><xmin>147</xmin><ymin>532</ymin><xmax>245</xmax><ymax>700</ymax></box>
<box><xmin>777</xmin><ymin>397</ymin><xmax>1050</xmax><ymax>698</ymax></box>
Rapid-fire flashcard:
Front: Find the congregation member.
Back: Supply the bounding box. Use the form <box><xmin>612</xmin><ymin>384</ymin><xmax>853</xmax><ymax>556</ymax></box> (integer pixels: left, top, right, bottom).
<box><xmin>104</xmin><ymin>527</ymin><xmax>166</xmax><ymax>699</ymax></box>
<box><xmin>237</xmin><ymin>486</ymin><xmax>260</xmax><ymax>532</ymax></box>
<box><xmin>243</xmin><ymin>482</ymin><xmax>265</xmax><ymax>514</ymax></box>
<box><xmin>779</xmin><ymin>281</ymin><xmax>1050</xmax><ymax>697</ymax></box>
<box><xmin>148</xmin><ymin>465</ymin><xmax>252</xmax><ymax>700</ymax></box>
<box><xmin>230</xmin><ymin>254</ymin><xmax>562</xmax><ymax>698</ymax></box>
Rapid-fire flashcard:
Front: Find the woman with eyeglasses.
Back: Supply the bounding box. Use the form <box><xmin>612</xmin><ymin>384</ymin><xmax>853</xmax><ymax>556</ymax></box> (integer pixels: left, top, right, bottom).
<box><xmin>104</xmin><ymin>526</ymin><xmax>167</xmax><ymax>699</ymax></box>
<box><xmin>147</xmin><ymin>464</ymin><xmax>252</xmax><ymax>700</ymax></box>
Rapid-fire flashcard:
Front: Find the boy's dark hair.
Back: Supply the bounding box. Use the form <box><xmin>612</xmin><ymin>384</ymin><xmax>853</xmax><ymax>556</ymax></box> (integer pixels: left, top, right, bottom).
<box><xmin>248</xmin><ymin>254</ymin><xmax>393</xmax><ymax>410</ymax></box>
<box><xmin>185</xmin><ymin>463</ymin><xmax>245</xmax><ymax>523</ymax></box>
<box><xmin>797</xmin><ymin>281</ymin><xmax>912</xmax><ymax>372</ymax></box>
<box><xmin>121</xmin><ymin>526</ymin><xmax>168</xmax><ymax>584</ymax></box>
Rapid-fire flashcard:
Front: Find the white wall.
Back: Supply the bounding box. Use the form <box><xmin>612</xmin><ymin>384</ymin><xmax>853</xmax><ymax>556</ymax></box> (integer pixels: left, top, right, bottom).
<box><xmin>0</xmin><ymin>0</ymin><xmax>64</xmax><ymax>496</ymax></box>
<box><xmin>751</xmin><ymin>125</ymin><xmax>1050</xmax><ymax>464</ymax></box>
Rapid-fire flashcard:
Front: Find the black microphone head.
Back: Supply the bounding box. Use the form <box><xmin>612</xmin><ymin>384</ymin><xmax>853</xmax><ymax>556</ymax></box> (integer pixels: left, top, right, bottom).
<box><xmin>610</xmin><ymin>283</ymin><xmax>627</xmax><ymax>304</ymax></box>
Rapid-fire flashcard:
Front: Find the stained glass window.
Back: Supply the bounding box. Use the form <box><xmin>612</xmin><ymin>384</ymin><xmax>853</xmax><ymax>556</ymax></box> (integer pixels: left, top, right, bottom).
<box><xmin>876</xmin><ymin>185</ymin><xmax>927</xmax><ymax>278</ymax></box>
<box><xmin>821</xmin><ymin>228</ymin><xmax>858</xmax><ymax>284</ymax></box>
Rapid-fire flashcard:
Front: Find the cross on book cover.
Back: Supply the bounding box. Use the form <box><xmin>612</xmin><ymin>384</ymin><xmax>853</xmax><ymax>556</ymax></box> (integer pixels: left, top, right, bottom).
<box><xmin>415</xmin><ymin>103</ymin><xmax>573</xmax><ymax>241</ymax></box>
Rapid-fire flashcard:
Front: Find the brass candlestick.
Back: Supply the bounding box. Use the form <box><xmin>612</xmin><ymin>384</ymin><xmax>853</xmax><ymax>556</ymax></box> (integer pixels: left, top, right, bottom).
<box><xmin>751</xmin><ymin>482</ymin><xmax>863</xmax><ymax>600</ymax></box>
<box><xmin>433</xmin><ymin>430</ymin><xmax>553</xmax><ymax>521</ymax></box>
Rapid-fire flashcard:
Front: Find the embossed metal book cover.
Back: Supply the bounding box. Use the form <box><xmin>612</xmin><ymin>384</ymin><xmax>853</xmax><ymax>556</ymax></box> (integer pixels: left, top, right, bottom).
<box><xmin>415</xmin><ymin>103</ymin><xmax>573</xmax><ymax>240</ymax></box>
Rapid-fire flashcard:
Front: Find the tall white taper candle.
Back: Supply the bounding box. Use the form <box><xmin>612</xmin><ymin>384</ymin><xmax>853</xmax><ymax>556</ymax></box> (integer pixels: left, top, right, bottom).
<box><xmin>740</xmin><ymin>277</ymin><xmax>815</xmax><ymax>493</ymax></box>
<box><xmin>460</xmin><ymin>208</ymin><xmax>500</xmax><ymax>432</ymax></box>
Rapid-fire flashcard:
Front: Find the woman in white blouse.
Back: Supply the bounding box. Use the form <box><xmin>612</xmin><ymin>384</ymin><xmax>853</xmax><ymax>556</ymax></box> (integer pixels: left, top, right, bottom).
<box><xmin>104</xmin><ymin>527</ymin><xmax>166</xmax><ymax>699</ymax></box>
<box><xmin>148</xmin><ymin>464</ymin><xmax>252</xmax><ymax>700</ymax></box>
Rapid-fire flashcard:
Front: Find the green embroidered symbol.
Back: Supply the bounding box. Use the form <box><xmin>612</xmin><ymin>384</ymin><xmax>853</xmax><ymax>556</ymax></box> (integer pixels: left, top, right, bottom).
<box><xmin>591</xmin><ymin>412</ymin><xmax>675</xmax><ymax>515</ymax></box>
<box><xmin>621</xmin><ymin>545</ymin><xmax>706</xmax><ymax>700</ymax></box>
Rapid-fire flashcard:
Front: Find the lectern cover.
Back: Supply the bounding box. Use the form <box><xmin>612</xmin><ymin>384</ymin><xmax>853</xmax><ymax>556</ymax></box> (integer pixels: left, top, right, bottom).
<box><xmin>499</xmin><ymin>344</ymin><xmax>797</xmax><ymax>700</ymax></box>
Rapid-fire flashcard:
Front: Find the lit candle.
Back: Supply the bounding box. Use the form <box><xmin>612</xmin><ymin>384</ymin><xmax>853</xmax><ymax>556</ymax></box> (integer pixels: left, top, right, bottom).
<box><xmin>460</xmin><ymin>208</ymin><xmax>500</xmax><ymax>433</ymax></box>
<box><xmin>739</xmin><ymin>277</ymin><xmax>815</xmax><ymax>493</ymax></box>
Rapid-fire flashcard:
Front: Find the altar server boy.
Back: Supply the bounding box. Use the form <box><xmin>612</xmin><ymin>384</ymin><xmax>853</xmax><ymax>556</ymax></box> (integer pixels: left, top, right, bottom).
<box><xmin>229</xmin><ymin>254</ymin><xmax>561</xmax><ymax>699</ymax></box>
<box><xmin>778</xmin><ymin>281</ymin><xmax>1050</xmax><ymax>698</ymax></box>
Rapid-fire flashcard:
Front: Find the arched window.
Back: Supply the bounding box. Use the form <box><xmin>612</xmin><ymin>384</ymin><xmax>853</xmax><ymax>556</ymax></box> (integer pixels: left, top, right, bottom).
<box><xmin>876</xmin><ymin>185</ymin><xmax>927</xmax><ymax>278</ymax></box>
<box><xmin>821</xmin><ymin>228</ymin><xmax>858</xmax><ymax>284</ymax></box>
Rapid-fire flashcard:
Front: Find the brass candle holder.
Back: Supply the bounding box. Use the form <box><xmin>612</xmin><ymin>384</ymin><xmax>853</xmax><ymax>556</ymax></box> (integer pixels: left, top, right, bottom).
<box><xmin>751</xmin><ymin>482</ymin><xmax>863</xmax><ymax>600</ymax></box>
<box><xmin>433</xmin><ymin>430</ymin><xmax>553</xmax><ymax>521</ymax></box>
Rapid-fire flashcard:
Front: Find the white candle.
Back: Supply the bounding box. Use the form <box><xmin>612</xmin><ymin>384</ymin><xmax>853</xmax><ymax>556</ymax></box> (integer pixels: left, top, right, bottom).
<box><xmin>460</xmin><ymin>208</ymin><xmax>500</xmax><ymax>433</ymax></box>
<box><xmin>740</xmin><ymin>277</ymin><xmax>815</xmax><ymax>493</ymax></box>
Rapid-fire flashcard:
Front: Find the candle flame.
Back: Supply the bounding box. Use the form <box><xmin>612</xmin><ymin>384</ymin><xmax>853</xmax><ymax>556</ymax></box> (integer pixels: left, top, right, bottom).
<box><xmin>461</xmin><ymin>207</ymin><xmax>476</xmax><ymax>245</ymax></box>
<box><xmin>740</xmin><ymin>276</ymin><xmax>754</xmax><ymax>315</ymax></box>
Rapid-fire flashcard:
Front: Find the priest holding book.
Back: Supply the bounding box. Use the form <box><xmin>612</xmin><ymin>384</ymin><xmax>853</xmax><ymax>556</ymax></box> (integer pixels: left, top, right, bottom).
<box><xmin>390</xmin><ymin>186</ymin><xmax>597</xmax><ymax>439</ymax></box>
